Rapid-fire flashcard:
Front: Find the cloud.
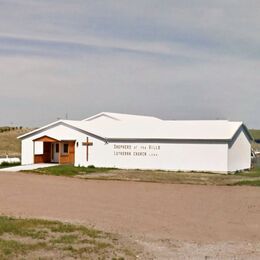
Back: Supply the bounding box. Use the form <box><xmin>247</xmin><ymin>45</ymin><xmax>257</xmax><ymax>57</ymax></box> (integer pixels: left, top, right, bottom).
<box><xmin>0</xmin><ymin>0</ymin><xmax>259</xmax><ymax>128</ymax></box>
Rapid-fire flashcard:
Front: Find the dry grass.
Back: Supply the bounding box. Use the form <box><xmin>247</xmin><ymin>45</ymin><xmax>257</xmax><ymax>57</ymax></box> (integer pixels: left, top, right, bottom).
<box><xmin>0</xmin><ymin>128</ymin><xmax>32</xmax><ymax>157</ymax></box>
<box><xmin>250</xmin><ymin>129</ymin><xmax>260</xmax><ymax>151</ymax></box>
<box><xmin>80</xmin><ymin>168</ymin><xmax>260</xmax><ymax>186</ymax></box>
<box><xmin>252</xmin><ymin>142</ymin><xmax>260</xmax><ymax>152</ymax></box>
<box><xmin>0</xmin><ymin>216</ymin><xmax>140</xmax><ymax>260</ymax></box>
<box><xmin>250</xmin><ymin>129</ymin><xmax>260</xmax><ymax>140</ymax></box>
<box><xmin>26</xmin><ymin>165</ymin><xmax>260</xmax><ymax>186</ymax></box>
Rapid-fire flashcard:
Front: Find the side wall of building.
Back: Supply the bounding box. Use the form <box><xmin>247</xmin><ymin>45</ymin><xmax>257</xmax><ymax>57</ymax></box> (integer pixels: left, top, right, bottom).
<box><xmin>21</xmin><ymin>125</ymin><xmax>229</xmax><ymax>172</ymax></box>
<box><xmin>21</xmin><ymin>138</ymin><xmax>35</xmax><ymax>165</ymax></box>
<box><xmin>228</xmin><ymin>127</ymin><xmax>251</xmax><ymax>172</ymax></box>
<box><xmin>83</xmin><ymin>140</ymin><xmax>229</xmax><ymax>173</ymax></box>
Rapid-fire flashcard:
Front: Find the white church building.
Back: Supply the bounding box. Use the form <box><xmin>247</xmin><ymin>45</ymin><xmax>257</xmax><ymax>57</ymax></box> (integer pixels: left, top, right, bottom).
<box><xmin>18</xmin><ymin>112</ymin><xmax>252</xmax><ymax>173</ymax></box>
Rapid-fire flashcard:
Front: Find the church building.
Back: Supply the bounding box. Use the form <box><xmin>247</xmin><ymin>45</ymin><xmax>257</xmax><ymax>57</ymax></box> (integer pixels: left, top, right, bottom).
<box><xmin>18</xmin><ymin>112</ymin><xmax>252</xmax><ymax>173</ymax></box>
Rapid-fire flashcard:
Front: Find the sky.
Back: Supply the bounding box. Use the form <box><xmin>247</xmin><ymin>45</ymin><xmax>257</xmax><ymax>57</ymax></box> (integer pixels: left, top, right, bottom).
<box><xmin>0</xmin><ymin>0</ymin><xmax>259</xmax><ymax>128</ymax></box>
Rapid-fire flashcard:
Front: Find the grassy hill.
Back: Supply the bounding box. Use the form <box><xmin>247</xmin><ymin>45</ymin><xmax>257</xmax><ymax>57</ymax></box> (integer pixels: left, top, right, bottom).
<box><xmin>0</xmin><ymin>127</ymin><xmax>32</xmax><ymax>157</ymax></box>
<box><xmin>250</xmin><ymin>129</ymin><xmax>260</xmax><ymax>151</ymax></box>
<box><xmin>250</xmin><ymin>129</ymin><xmax>260</xmax><ymax>140</ymax></box>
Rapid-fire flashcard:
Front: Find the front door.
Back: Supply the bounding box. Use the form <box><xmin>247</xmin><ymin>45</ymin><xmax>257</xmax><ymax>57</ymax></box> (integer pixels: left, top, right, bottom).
<box><xmin>51</xmin><ymin>143</ymin><xmax>59</xmax><ymax>163</ymax></box>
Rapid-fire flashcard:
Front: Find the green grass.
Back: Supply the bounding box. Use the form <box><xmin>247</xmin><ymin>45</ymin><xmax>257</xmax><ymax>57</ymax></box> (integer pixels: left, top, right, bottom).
<box><xmin>233</xmin><ymin>166</ymin><xmax>260</xmax><ymax>186</ymax></box>
<box><xmin>0</xmin><ymin>216</ymin><xmax>138</xmax><ymax>259</ymax></box>
<box><xmin>250</xmin><ymin>129</ymin><xmax>260</xmax><ymax>140</ymax></box>
<box><xmin>249</xmin><ymin>129</ymin><xmax>260</xmax><ymax>151</ymax></box>
<box><xmin>24</xmin><ymin>164</ymin><xmax>260</xmax><ymax>187</ymax></box>
<box><xmin>0</xmin><ymin>239</ymin><xmax>47</xmax><ymax>257</ymax></box>
<box><xmin>235</xmin><ymin>179</ymin><xmax>260</xmax><ymax>186</ymax></box>
<box><xmin>237</xmin><ymin>166</ymin><xmax>260</xmax><ymax>177</ymax></box>
<box><xmin>24</xmin><ymin>165</ymin><xmax>116</xmax><ymax>176</ymax></box>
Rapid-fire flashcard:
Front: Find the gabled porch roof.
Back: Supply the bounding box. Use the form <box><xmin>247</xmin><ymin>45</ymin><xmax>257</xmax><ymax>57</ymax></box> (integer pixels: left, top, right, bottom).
<box><xmin>33</xmin><ymin>135</ymin><xmax>76</xmax><ymax>143</ymax></box>
<box><xmin>33</xmin><ymin>135</ymin><xmax>59</xmax><ymax>142</ymax></box>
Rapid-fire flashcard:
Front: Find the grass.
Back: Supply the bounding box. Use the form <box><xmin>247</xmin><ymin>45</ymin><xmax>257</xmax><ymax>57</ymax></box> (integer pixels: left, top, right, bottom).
<box><xmin>250</xmin><ymin>129</ymin><xmax>260</xmax><ymax>140</ymax></box>
<box><xmin>235</xmin><ymin>179</ymin><xmax>260</xmax><ymax>186</ymax></box>
<box><xmin>234</xmin><ymin>166</ymin><xmax>260</xmax><ymax>186</ymax></box>
<box><xmin>0</xmin><ymin>128</ymin><xmax>32</xmax><ymax>157</ymax></box>
<box><xmin>24</xmin><ymin>164</ymin><xmax>117</xmax><ymax>176</ymax></box>
<box><xmin>23</xmin><ymin>164</ymin><xmax>260</xmax><ymax>187</ymax></box>
<box><xmin>250</xmin><ymin>129</ymin><xmax>260</xmax><ymax>151</ymax></box>
<box><xmin>0</xmin><ymin>216</ymin><xmax>138</xmax><ymax>259</ymax></box>
<box><xmin>237</xmin><ymin>166</ymin><xmax>260</xmax><ymax>177</ymax></box>
<box><xmin>0</xmin><ymin>239</ymin><xmax>48</xmax><ymax>258</ymax></box>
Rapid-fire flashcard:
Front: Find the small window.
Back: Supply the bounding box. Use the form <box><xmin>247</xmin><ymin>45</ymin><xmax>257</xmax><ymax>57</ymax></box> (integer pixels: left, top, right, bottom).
<box><xmin>56</xmin><ymin>143</ymin><xmax>59</xmax><ymax>153</ymax></box>
<box><xmin>62</xmin><ymin>143</ymin><xmax>69</xmax><ymax>154</ymax></box>
<box><xmin>35</xmin><ymin>141</ymin><xmax>44</xmax><ymax>155</ymax></box>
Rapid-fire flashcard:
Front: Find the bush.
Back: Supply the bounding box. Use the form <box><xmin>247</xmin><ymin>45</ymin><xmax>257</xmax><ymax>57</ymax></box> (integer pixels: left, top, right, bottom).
<box><xmin>0</xmin><ymin>126</ymin><xmax>23</xmax><ymax>133</ymax></box>
<box><xmin>0</xmin><ymin>161</ymin><xmax>20</xmax><ymax>168</ymax></box>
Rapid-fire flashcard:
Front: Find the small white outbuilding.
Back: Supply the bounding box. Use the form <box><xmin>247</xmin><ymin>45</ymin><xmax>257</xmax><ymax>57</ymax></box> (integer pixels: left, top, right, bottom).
<box><xmin>18</xmin><ymin>112</ymin><xmax>252</xmax><ymax>173</ymax></box>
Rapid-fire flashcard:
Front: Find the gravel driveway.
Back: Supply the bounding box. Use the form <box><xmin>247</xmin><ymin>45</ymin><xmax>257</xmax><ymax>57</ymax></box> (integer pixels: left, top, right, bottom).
<box><xmin>1</xmin><ymin>172</ymin><xmax>260</xmax><ymax>259</ymax></box>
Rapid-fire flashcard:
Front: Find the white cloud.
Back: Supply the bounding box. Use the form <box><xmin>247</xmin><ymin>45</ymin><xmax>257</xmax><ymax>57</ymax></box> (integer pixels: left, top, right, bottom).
<box><xmin>0</xmin><ymin>0</ymin><xmax>259</xmax><ymax>127</ymax></box>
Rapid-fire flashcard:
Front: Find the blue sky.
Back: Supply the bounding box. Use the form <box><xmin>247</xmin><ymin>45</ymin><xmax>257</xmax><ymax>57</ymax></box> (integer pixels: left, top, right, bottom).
<box><xmin>0</xmin><ymin>0</ymin><xmax>259</xmax><ymax>127</ymax></box>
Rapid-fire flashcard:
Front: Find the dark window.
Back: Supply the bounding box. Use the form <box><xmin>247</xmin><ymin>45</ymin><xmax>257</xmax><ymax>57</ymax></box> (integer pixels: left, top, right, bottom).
<box><xmin>56</xmin><ymin>143</ymin><xmax>59</xmax><ymax>153</ymax></box>
<box><xmin>63</xmin><ymin>143</ymin><xmax>69</xmax><ymax>154</ymax></box>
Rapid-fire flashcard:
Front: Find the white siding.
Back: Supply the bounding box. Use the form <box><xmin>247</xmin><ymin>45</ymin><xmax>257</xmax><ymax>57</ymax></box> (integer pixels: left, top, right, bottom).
<box><xmin>21</xmin><ymin>123</ymin><xmax>252</xmax><ymax>173</ymax></box>
<box><xmin>228</xmin><ymin>127</ymin><xmax>251</xmax><ymax>172</ymax></box>
<box><xmin>22</xmin><ymin>124</ymin><xmax>229</xmax><ymax>172</ymax></box>
<box><xmin>21</xmin><ymin>138</ymin><xmax>35</xmax><ymax>165</ymax></box>
<box><xmin>83</xmin><ymin>140</ymin><xmax>229</xmax><ymax>173</ymax></box>
<box><xmin>21</xmin><ymin>124</ymin><xmax>87</xmax><ymax>165</ymax></box>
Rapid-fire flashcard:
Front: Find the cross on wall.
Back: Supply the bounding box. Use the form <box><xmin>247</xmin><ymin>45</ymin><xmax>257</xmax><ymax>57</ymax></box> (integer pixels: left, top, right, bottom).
<box><xmin>82</xmin><ymin>137</ymin><xmax>93</xmax><ymax>161</ymax></box>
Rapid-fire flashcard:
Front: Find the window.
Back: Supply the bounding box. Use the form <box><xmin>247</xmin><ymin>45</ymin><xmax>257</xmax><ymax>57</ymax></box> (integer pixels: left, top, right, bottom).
<box><xmin>34</xmin><ymin>141</ymin><xmax>44</xmax><ymax>155</ymax></box>
<box><xmin>62</xmin><ymin>143</ymin><xmax>69</xmax><ymax>154</ymax></box>
<box><xmin>56</xmin><ymin>143</ymin><xmax>59</xmax><ymax>153</ymax></box>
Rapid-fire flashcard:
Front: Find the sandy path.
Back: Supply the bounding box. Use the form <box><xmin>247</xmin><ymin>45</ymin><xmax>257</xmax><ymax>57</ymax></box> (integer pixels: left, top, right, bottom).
<box><xmin>0</xmin><ymin>172</ymin><xmax>260</xmax><ymax>258</ymax></box>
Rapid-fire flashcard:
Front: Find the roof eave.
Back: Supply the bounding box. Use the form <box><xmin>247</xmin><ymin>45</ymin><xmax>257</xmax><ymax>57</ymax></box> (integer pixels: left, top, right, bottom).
<box><xmin>241</xmin><ymin>123</ymin><xmax>254</xmax><ymax>141</ymax></box>
<box><xmin>17</xmin><ymin>120</ymin><xmax>64</xmax><ymax>140</ymax></box>
<box><xmin>230</xmin><ymin>123</ymin><xmax>253</xmax><ymax>141</ymax></box>
<box><xmin>18</xmin><ymin>121</ymin><xmax>106</xmax><ymax>142</ymax></box>
<box><xmin>106</xmin><ymin>138</ymin><xmax>231</xmax><ymax>143</ymax></box>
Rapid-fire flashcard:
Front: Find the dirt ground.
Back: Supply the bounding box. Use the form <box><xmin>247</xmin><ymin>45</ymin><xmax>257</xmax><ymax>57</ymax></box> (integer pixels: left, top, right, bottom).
<box><xmin>0</xmin><ymin>172</ymin><xmax>260</xmax><ymax>259</ymax></box>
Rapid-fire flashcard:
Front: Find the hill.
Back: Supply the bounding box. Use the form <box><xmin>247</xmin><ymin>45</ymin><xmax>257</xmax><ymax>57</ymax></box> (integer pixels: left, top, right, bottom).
<box><xmin>250</xmin><ymin>129</ymin><xmax>260</xmax><ymax>140</ymax></box>
<box><xmin>250</xmin><ymin>129</ymin><xmax>260</xmax><ymax>151</ymax></box>
<box><xmin>0</xmin><ymin>127</ymin><xmax>33</xmax><ymax>157</ymax></box>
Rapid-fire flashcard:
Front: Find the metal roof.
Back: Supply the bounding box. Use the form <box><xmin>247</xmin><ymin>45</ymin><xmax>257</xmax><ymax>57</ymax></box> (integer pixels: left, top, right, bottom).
<box><xmin>18</xmin><ymin>112</ymin><xmax>251</xmax><ymax>141</ymax></box>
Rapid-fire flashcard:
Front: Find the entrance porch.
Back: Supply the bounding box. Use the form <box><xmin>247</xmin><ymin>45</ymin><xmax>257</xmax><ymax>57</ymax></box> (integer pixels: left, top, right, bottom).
<box><xmin>33</xmin><ymin>136</ymin><xmax>75</xmax><ymax>165</ymax></box>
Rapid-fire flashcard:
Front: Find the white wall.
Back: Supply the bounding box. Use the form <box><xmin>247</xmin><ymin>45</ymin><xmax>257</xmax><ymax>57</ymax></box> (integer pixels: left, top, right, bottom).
<box><xmin>21</xmin><ymin>124</ymin><xmax>230</xmax><ymax>172</ymax></box>
<box><xmin>83</xmin><ymin>139</ymin><xmax>228</xmax><ymax>173</ymax></box>
<box><xmin>21</xmin><ymin>138</ymin><xmax>35</xmax><ymax>165</ymax></box>
<box><xmin>21</xmin><ymin>124</ymin><xmax>87</xmax><ymax>165</ymax></box>
<box><xmin>228</xmin><ymin>127</ymin><xmax>251</xmax><ymax>172</ymax></box>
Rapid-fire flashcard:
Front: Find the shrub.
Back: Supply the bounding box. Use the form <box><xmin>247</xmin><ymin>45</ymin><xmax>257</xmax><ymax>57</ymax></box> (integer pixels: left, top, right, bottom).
<box><xmin>0</xmin><ymin>161</ymin><xmax>20</xmax><ymax>167</ymax></box>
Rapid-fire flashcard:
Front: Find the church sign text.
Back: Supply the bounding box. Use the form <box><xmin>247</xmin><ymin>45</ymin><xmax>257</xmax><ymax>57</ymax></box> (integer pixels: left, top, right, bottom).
<box><xmin>113</xmin><ymin>144</ymin><xmax>160</xmax><ymax>157</ymax></box>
